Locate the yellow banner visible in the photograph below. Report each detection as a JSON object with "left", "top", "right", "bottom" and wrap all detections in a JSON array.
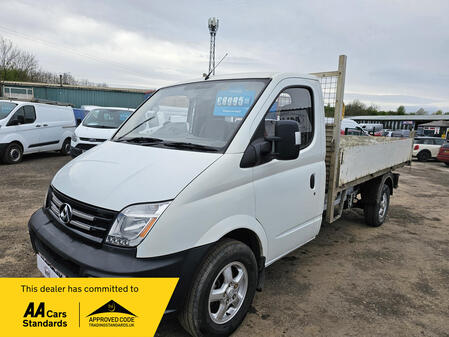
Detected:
[{"left": 0, "top": 278, "right": 178, "bottom": 337}]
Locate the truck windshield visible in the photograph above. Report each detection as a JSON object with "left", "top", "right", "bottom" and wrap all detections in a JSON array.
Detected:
[
  {"left": 83, "top": 109, "right": 132, "bottom": 128},
  {"left": 0, "top": 102, "right": 18, "bottom": 120},
  {"left": 113, "top": 79, "right": 269, "bottom": 151}
]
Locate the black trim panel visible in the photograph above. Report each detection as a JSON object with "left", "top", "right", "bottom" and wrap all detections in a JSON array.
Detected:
[{"left": 29, "top": 140, "right": 59, "bottom": 148}]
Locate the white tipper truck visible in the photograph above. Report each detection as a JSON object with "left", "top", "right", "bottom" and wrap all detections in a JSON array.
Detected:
[{"left": 28, "top": 55, "right": 413, "bottom": 336}]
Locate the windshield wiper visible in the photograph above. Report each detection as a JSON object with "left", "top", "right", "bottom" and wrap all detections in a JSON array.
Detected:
[
  {"left": 116, "top": 116, "right": 156, "bottom": 140},
  {"left": 115, "top": 136, "right": 164, "bottom": 144},
  {"left": 162, "top": 141, "right": 219, "bottom": 152},
  {"left": 85, "top": 125, "right": 116, "bottom": 129}
]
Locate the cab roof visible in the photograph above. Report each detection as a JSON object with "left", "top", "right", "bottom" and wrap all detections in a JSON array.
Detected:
[{"left": 167, "top": 72, "right": 320, "bottom": 88}]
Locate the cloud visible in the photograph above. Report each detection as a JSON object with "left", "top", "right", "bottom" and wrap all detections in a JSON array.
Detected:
[{"left": 0, "top": 0, "right": 448, "bottom": 111}]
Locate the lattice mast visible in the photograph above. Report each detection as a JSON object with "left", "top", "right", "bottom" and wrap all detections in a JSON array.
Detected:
[{"left": 208, "top": 17, "right": 219, "bottom": 75}]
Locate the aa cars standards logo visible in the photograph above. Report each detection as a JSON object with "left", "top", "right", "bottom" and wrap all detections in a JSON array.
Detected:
[{"left": 87, "top": 300, "right": 137, "bottom": 328}]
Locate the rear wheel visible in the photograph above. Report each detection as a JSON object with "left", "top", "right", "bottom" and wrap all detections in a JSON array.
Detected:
[
  {"left": 2, "top": 142, "right": 23, "bottom": 164},
  {"left": 417, "top": 150, "right": 431, "bottom": 162},
  {"left": 60, "top": 138, "right": 71, "bottom": 155},
  {"left": 364, "top": 182, "right": 390, "bottom": 227},
  {"left": 179, "top": 239, "right": 258, "bottom": 337}
]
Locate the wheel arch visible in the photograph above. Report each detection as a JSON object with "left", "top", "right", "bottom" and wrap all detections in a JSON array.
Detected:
[
  {"left": 383, "top": 174, "right": 394, "bottom": 195},
  {"left": 418, "top": 149, "right": 431, "bottom": 157},
  {"left": 222, "top": 228, "right": 263, "bottom": 266},
  {"left": 1, "top": 133, "right": 26, "bottom": 153},
  {"left": 194, "top": 215, "right": 268, "bottom": 262},
  {"left": 9, "top": 140, "right": 24, "bottom": 152}
]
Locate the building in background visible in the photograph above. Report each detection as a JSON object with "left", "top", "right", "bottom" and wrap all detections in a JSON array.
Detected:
[
  {"left": 417, "top": 120, "right": 449, "bottom": 138},
  {"left": 1, "top": 81, "right": 154, "bottom": 108},
  {"left": 351, "top": 115, "right": 449, "bottom": 134}
]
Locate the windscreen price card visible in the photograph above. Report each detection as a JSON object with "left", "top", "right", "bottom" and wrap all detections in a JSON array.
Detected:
[{"left": 0, "top": 278, "right": 178, "bottom": 337}]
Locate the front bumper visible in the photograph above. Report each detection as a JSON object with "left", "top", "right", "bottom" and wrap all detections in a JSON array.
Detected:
[
  {"left": 28, "top": 208, "right": 212, "bottom": 312},
  {"left": 70, "top": 142, "right": 99, "bottom": 158}
]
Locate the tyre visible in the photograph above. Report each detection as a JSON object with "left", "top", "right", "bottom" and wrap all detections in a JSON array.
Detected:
[
  {"left": 364, "top": 183, "right": 390, "bottom": 227},
  {"left": 2, "top": 142, "right": 23, "bottom": 164},
  {"left": 60, "top": 138, "right": 71, "bottom": 155},
  {"left": 417, "top": 150, "right": 431, "bottom": 162},
  {"left": 179, "top": 239, "right": 258, "bottom": 337},
  {"left": 445, "top": 162, "right": 449, "bottom": 167}
]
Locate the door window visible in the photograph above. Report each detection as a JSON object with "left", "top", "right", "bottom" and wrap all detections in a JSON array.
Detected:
[
  {"left": 264, "top": 87, "right": 314, "bottom": 150},
  {"left": 23, "top": 106, "right": 36, "bottom": 124},
  {"left": 7, "top": 106, "right": 36, "bottom": 126}
]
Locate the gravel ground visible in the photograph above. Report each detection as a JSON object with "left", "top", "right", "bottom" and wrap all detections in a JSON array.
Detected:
[{"left": 0, "top": 154, "right": 448, "bottom": 337}]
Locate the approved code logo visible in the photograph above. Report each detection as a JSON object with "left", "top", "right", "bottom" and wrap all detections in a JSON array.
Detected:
[{"left": 87, "top": 300, "right": 137, "bottom": 328}]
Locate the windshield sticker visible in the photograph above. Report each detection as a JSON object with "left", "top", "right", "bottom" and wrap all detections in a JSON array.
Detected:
[
  {"left": 213, "top": 89, "right": 255, "bottom": 117},
  {"left": 120, "top": 112, "right": 131, "bottom": 121}
]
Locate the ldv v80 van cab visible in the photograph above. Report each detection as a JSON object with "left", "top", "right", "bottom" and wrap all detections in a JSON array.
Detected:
[
  {"left": 28, "top": 56, "right": 413, "bottom": 336},
  {"left": 0, "top": 100, "right": 75, "bottom": 164}
]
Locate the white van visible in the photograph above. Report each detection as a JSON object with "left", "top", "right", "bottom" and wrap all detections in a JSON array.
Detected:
[
  {"left": 28, "top": 57, "right": 412, "bottom": 336},
  {"left": 326, "top": 117, "right": 369, "bottom": 135},
  {"left": 70, "top": 107, "right": 134, "bottom": 157},
  {"left": 0, "top": 100, "right": 75, "bottom": 164}
]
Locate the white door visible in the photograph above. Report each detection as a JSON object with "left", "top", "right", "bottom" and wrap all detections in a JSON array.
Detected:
[
  {"left": 252, "top": 84, "right": 325, "bottom": 263},
  {"left": 34, "top": 106, "right": 62, "bottom": 150},
  {"left": 6, "top": 105, "right": 41, "bottom": 152}
]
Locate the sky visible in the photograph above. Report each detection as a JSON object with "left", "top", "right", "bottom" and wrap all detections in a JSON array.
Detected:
[{"left": 1, "top": 0, "right": 448, "bottom": 113}]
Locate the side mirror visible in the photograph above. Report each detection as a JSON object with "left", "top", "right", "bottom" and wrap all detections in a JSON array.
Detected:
[{"left": 274, "top": 120, "right": 300, "bottom": 160}]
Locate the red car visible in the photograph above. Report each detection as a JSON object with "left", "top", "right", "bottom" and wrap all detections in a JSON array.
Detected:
[{"left": 437, "top": 142, "right": 449, "bottom": 166}]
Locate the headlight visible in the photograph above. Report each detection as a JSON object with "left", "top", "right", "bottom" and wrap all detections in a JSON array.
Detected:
[
  {"left": 71, "top": 133, "right": 78, "bottom": 142},
  {"left": 106, "top": 202, "right": 170, "bottom": 247}
]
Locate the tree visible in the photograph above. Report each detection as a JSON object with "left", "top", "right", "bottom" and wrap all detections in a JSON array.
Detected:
[
  {"left": 434, "top": 110, "right": 443, "bottom": 115},
  {"left": 345, "top": 99, "right": 367, "bottom": 116},
  {"left": 0, "top": 36, "right": 19, "bottom": 81},
  {"left": 397, "top": 105, "right": 406, "bottom": 114},
  {"left": 0, "top": 35, "right": 105, "bottom": 86},
  {"left": 415, "top": 108, "right": 427, "bottom": 115}
]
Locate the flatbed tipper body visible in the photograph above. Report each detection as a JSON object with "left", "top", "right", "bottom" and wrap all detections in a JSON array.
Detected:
[
  {"left": 315, "top": 55, "right": 413, "bottom": 222},
  {"left": 335, "top": 135, "right": 412, "bottom": 186}
]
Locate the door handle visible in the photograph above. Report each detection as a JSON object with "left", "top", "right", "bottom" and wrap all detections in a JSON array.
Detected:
[
  {"left": 43, "top": 124, "right": 48, "bottom": 127},
  {"left": 310, "top": 174, "right": 315, "bottom": 189},
  {"left": 35, "top": 124, "right": 41, "bottom": 127}
]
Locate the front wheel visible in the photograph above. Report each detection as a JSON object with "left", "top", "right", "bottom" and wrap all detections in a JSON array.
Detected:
[
  {"left": 60, "top": 138, "right": 71, "bottom": 155},
  {"left": 2, "top": 142, "right": 23, "bottom": 164},
  {"left": 179, "top": 239, "right": 258, "bottom": 337}
]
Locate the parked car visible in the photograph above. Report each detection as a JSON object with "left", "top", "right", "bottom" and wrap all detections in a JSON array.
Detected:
[
  {"left": 0, "top": 100, "right": 75, "bottom": 164},
  {"left": 70, "top": 107, "right": 134, "bottom": 158},
  {"left": 390, "top": 129, "right": 411, "bottom": 138},
  {"left": 325, "top": 118, "right": 369, "bottom": 136},
  {"left": 359, "top": 123, "right": 383, "bottom": 136},
  {"left": 413, "top": 136, "right": 446, "bottom": 162},
  {"left": 436, "top": 142, "right": 449, "bottom": 166}
]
